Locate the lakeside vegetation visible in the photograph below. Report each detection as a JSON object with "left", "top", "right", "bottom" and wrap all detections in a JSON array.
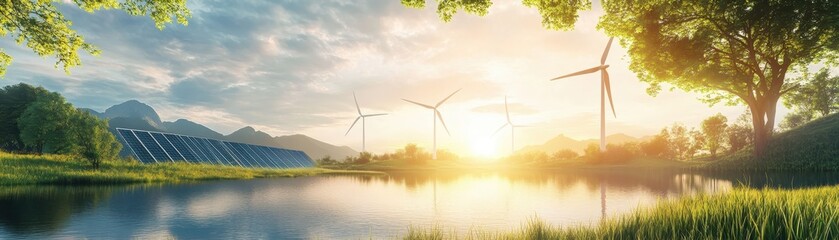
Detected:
[
  {"left": 0, "top": 151, "right": 381, "bottom": 186},
  {"left": 403, "top": 185, "right": 839, "bottom": 239}
]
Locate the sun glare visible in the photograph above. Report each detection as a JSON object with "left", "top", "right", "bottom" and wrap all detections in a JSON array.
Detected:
[{"left": 469, "top": 137, "right": 498, "bottom": 159}]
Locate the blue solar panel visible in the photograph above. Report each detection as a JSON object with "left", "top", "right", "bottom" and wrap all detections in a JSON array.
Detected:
[
  {"left": 183, "top": 136, "right": 209, "bottom": 163},
  {"left": 257, "top": 145, "right": 282, "bottom": 168},
  {"left": 211, "top": 140, "right": 237, "bottom": 166},
  {"left": 223, "top": 142, "right": 251, "bottom": 167},
  {"left": 133, "top": 131, "right": 170, "bottom": 162},
  {"left": 228, "top": 143, "right": 256, "bottom": 167},
  {"left": 295, "top": 151, "right": 314, "bottom": 167},
  {"left": 278, "top": 149, "right": 302, "bottom": 168},
  {"left": 169, "top": 135, "right": 198, "bottom": 163},
  {"left": 242, "top": 144, "right": 268, "bottom": 168},
  {"left": 151, "top": 132, "right": 183, "bottom": 161},
  {"left": 117, "top": 128, "right": 311, "bottom": 169},
  {"left": 117, "top": 129, "right": 156, "bottom": 163},
  {"left": 250, "top": 145, "right": 272, "bottom": 167}
]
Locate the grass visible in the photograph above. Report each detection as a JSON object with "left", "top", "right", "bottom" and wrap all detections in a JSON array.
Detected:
[
  {"left": 708, "top": 112, "right": 839, "bottom": 171},
  {"left": 403, "top": 185, "right": 839, "bottom": 239},
  {"left": 0, "top": 151, "right": 383, "bottom": 186}
]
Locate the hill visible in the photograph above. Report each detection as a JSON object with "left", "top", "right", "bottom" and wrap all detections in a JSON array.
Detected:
[
  {"left": 518, "top": 133, "right": 650, "bottom": 154},
  {"left": 92, "top": 100, "right": 358, "bottom": 160},
  {"left": 709, "top": 112, "right": 839, "bottom": 170}
]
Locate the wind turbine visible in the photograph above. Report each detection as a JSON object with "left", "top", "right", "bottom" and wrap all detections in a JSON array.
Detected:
[
  {"left": 402, "top": 89, "right": 461, "bottom": 160},
  {"left": 550, "top": 37, "right": 617, "bottom": 152},
  {"left": 493, "top": 96, "right": 529, "bottom": 154},
  {"left": 345, "top": 92, "right": 387, "bottom": 153}
]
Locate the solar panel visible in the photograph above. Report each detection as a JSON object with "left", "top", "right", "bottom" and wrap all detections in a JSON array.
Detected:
[
  {"left": 151, "top": 132, "right": 184, "bottom": 162},
  {"left": 117, "top": 129, "right": 156, "bottom": 163},
  {"left": 116, "top": 128, "right": 314, "bottom": 169},
  {"left": 166, "top": 134, "right": 196, "bottom": 163}
]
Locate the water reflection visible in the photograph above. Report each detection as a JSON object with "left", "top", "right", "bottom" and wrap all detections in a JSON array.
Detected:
[{"left": 0, "top": 170, "right": 837, "bottom": 239}]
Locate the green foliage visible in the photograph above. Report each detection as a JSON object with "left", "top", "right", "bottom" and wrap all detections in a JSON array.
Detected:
[
  {"left": 18, "top": 91, "right": 76, "bottom": 154},
  {"left": 782, "top": 68, "right": 839, "bottom": 130},
  {"left": 701, "top": 113, "right": 728, "bottom": 158},
  {"left": 726, "top": 110, "right": 754, "bottom": 154},
  {"left": 0, "top": 0, "right": 190, "bottom": 76},
  {"left": 355, "top": 151, "right": 373, "bottom": 164},
  {"left": 712, "top": 112, "right": 839, "bottom": 170},
  {"left": 640, "top": 131, "right": 671, "bottom": 159},
  {"left": 69, "top": 112, "right": 121, "bottom": 169},
  {"left": 600, "top": 0, "right": 839, "bottom": 155},
  {"left": 0, "top": 83, "right": 49, "bottom": 151},
  {"left": 551, "top": 149, "right": 578, "bottom": 160},
  {"left": 582, "top": 143, "right": 638, "bottom": 164},
  {"left": 0, "top": 151, "right": 376, "bottom": 186},
  {"left": 403, "top": 186, "right": 839, "bottom": 239},
  {"left": 399, "top": 0, "right": 591, "bottom": 30}
]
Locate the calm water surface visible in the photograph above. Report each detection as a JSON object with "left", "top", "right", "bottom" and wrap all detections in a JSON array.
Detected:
[{"left": 1, "top": 170, "right": 837, "bottom": 239}]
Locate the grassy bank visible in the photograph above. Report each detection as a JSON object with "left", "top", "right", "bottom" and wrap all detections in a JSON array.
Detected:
[
  {"left": 404, "top": 186, "right": 839, "bottom": 239},
  {"left": 0, "top": 151, "right": 382, "bottom": 186},
  {"left": 708, "top": 112, "right": 839, "bottom": 170}
]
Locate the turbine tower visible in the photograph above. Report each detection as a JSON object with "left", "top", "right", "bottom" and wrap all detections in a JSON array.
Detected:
[
  {"left": 345, "top": 92, "right": 387, "bottom": 153},
  {"left": 550, "top": 37, "right": 617, "bottom": 152},
  {"left": 493, "top": 96, "right": 529, "bottom": 154},
  {"left": 402, "top": 89, "right": 461, "bottom": 160}
]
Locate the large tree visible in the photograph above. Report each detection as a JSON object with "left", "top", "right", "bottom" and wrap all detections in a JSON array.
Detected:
[
  {"left": 0, "top": 0, "right": 190, "bottom": 76},
  {"left": 70, "top": 111, "right": 121, "bottom": 169},
  {"left": 18, "top": 91, "right": 76, "bottom": 153},
  {"left": 0, "top": 83, "right": 49, "bottom": 151},
  {"left": 402, "top": 0, "right": 839, "bottom": 156}
]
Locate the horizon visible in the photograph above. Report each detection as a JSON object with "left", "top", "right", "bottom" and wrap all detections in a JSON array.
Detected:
[{"left": 0, "top": 0, "right": 803, "bottom": 157}]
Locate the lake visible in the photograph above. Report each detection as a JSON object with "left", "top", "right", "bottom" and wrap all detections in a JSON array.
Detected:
[{"left": 1, "top": 170, "right": 837, "bottom": 239}]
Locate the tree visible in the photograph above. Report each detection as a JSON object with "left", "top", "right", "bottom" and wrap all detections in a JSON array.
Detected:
[
  {"left": 640, "top": 130, "right": 671, "bottom": 159},
  {"left": 701, "top": 113, "right": 728, "bottom": 158},
  {"left": 600, "top": 1, "right": 839, "bottom": 156},
  {"left": 0, "top": 0, "right": 191, "bottom": 76},
  {"left": 0, "top": 83, "right": 49, "bottom": 151},
  {"left": 782, "top": 68, "right": 839, "bottom": 124},
  {"left": 551, "top": 149, "right": 579, "bottom": 160},
  {"left": 780, "top": 111, "right": 814, "bottom": 131},
  {"left": 726, "top": 111, "right": 754, "bottom": 154},
  {"left": 70, "top": 111, "right": 121, "bottom": 169},
  {"left": 687, "top": 128, "right": 705, "bottom": 159},
  {"left": 667, "top": 123, "right": 690, "bottom": 160},
  {"left": 18, "top": 92, "right": 76, "bottom": 154},
  {"left": 403, "top": 1, "right": 839, "bottom": 157}
]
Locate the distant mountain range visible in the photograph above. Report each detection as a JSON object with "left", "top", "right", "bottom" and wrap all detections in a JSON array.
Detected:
[
  {"left": 84, "top": 100, "right": 358, "bottom": 160},
  {"left": 518, "top": 133, "right": 653, "bottom": 155}
]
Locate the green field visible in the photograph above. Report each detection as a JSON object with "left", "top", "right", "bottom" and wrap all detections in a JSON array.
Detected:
[
  {"left": 0, "top": 151, "right": 383, "bottom": 186},
  {"left": 404, "top": 185, "right": 839, "bottom": 239}
]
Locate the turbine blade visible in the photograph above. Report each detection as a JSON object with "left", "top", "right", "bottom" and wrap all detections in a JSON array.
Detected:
[
  {"left": 435, "top": 109, "right": 451, "bottom": 136},
  {"left": 353, "top": 92, "right": 361, "bottom": 115},
  {"left": 505, "top": 96, "right": 511, "bottom": 124},
  {"left": 345, "top": 116, "right": 361, "bottom": 136},
  {"left": 363, "top": 113, "right": 388, "bottom": 117},
  {"left": 435, "top": 88, "right": 462, "bottom": 107},
  {"left": 603, "top": 70, "right": 616, "bottom": 118},
  {"left": 601, "top": 37, "right": 614, "bottom": 65},
  {"left": 493, "top": 123, "right": 509, "bottom": 136},
  {"left": 402, "top": 99, "right": 434, "bottom": 109},
  {"left": 550, "top": 66, "right": 601, "bottom": 81}
]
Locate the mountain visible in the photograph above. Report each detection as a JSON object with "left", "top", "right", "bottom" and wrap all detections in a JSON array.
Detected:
[
  {"left": 519, "top": 133, "right": 651, "bottom": 154},
  {"left": 274, "top": 134, "right": 358, "bottom": 160},
  {"left": 162, "top": 119, "right": 224, "bottom": 139},
  {"left": 78, "top": 108, "right": 105, "bottom": 118},
  {"left": 225, "top": 126, "right": 276, "bottom": 146},
  {"left": 95, "top": 100, "right": 358, "bottom": 160},
  {"left": 103, "top": 100, "right": 162, "bottom": 129}
]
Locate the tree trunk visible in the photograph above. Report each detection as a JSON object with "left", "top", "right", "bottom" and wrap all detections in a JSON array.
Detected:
[{"left": 749, "top": 103, "right": 768, "bottom": 157}]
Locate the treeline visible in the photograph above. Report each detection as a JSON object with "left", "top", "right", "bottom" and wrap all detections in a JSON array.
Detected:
[
  {"left": 508, "top": 112, "right": 756, "bottom": 164},
  {"left": 317, "top": 143, "right": 460, "bottom": 165},
  {"left": 0, "top": 83, "right": 121, "bottom": 168}
]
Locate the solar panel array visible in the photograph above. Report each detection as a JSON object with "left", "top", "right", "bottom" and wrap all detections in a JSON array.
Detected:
[{"left": 116, "top": 128, "right": 314, "bottom": 168}]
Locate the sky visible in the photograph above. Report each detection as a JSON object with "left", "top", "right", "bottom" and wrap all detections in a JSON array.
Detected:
[{"left": 0, "top": 0, "right": 791, "bottom": 157}]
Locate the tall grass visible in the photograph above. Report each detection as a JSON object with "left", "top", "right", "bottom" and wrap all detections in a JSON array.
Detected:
[
  {"left": 0, "top": 151, "right": 382, "bottom": 186},
  {"left": 404, "top": 186, "right": 839, "bottom": 239}
]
